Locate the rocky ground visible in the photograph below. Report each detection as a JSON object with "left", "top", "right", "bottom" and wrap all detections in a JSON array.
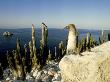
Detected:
[
  {"left": 59, "top": 41, "right": 110, "bottom": 82},
  {"left": 1, "top": 61, "right": 61, "bottom": 82}
]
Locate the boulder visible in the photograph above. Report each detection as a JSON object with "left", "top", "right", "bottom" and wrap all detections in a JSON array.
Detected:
[
  {"left": 3, "top": 31, "right": 13, "bottom": 36},
  {"left": 59, "top": 41, "right": 110, "bottom": 82}
]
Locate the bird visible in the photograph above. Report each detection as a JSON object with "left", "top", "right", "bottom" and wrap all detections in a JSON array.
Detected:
[{"left": 65, "top": 24, "right": 77, "bottom": 55}]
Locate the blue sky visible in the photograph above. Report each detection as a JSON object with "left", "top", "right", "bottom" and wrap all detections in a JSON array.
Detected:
[{"left": 0, "top": 0, "right": 110, "bottom": 29}]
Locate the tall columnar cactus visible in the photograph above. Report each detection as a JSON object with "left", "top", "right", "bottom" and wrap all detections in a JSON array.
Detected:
[
  {"left": 47, "top": 50, "right": 52, "bottom": 63},
  {"left": 40, "top": 22, "right": 48, "bottom": 65},
  {"left": 16, "top": 38, "right": 21, "bottom": 61},
  {"left": 0, "top": 63, "right": 3, "bottom": 79},
  {"left": 19, "top": 44, "right": 28, "bottom": 75},
  {"left": 100, "top": 28, "right": 104, "bottom": 44},
  {"left": 86, "top": 32, "right": 90, "bottom": 51},
  {"left": 78, "top": 37, "right": 86, "bottom": 53},
  {"left": 32, "top": 24, "right": 37, "bottom": 59},
  {"left": 7, "top": 51, "right": 16, "bottom": 72},
  {"left": 76, "top": 31, "right": 79, "bottom": 48},
  {"left": 76, "top": 31, "right": 80, "bottom": 54},
  {"left": 41, "top": 22, "right": 48, "bottom": 46},
  {"left": 24, "top": 44, "right": 27, "bottom": 57},
  {"left": 86, "top": 33, "right": 90, "bottom": 45},
  {"left": 99, "top": 36, "right": 101, "bottom": 45},
  {"left": 6, "top": 39, "right": 26, "bottom": 80},
  {"left": 54, "top": 46, "right": 57, "bottom": 59},
  {"left": 58, "top": 41, "right": 65, "bottom": 60},
  {"left": 108, "top": 33, "right": 110, "bottom": 41},
  {"left": 14, "top": 39, "right": 25, "bottom": 80},
  {"left": 99, "top": 28, "right": 104, "bottom": 45},
  {"left": 29, "top": 24, "right": 38, "bottom": 70},
  {"left": 77, "top": 41, "right": 82, "bottom": 54},
  {"left": 7, "top": 50, "right": 20, "bottom": 79},
  {"left": 41, "top": 23, "right": 45, "bottom": 46},
  {"left": 89, "top": 33, "right": 95, "bottom": 47},
  {"left": 29, "top": 41, "right": 33, "bottom": 60},
  {"left": 7, "top": 51, "right": 18, "bottom": 79},
  {"left": 24, "top": 44, "right": 30, "bottom": 73}
]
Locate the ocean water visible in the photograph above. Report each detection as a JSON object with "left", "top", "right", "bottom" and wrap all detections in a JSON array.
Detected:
[{"left": 0, "top": 28, "right": 109, "bottom": 56}]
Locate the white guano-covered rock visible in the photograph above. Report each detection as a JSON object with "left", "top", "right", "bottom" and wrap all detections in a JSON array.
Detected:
[{"left": 59, "top": 41, "right": 110, "bottom": 82}]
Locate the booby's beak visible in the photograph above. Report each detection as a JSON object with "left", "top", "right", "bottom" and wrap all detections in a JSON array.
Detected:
[{"left": 64, "top": 26, "right": 69, "bottom": 29}]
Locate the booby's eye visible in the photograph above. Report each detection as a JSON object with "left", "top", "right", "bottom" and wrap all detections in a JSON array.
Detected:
[{"left": 65, "top": 26, "right": 69, "bottom": 29}]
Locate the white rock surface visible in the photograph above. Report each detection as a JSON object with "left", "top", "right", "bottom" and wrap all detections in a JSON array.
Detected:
[
  {"left": 6, "top": 77, "right": 10, "bottom": 81},
  {"left": 32, "top": 69, "right": 38, "bottom": 77},
  {"left": 59, "top": 41, "right": 110, "bottom": 82},
  {"left": 52, "top": 73, "right": 61, "bottom": 81},
  {"left": 2, "top": 61, "right": 61, "bottom": 82}
]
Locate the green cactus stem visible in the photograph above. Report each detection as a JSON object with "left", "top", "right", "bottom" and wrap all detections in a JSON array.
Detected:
[
  {"left": 58, "top": 41, "right": 65, "bottom": 60},
  {"left": 100, "top": 28, "right": 104, "bottom": 44},
  {"left": 86, "top": 32, "right": 90, "bottom": 51},
  {"left": 0, "top": 63, "right": 3, "bottom": 79},
  {"left": 28, "top": 24, "right": 38, "bottom": 70},
  {"left": 47, "top": 50, "right": 52, "bottom": 63},
  {"left": 76, "top": 31, "right": 79, "bottom": 48},
  {"left": 40, "top": 22, "right": 48, "bottom": 65},
  {"left": 24, "top": 44, "right": 31, "bottom": 73},
  {"left": 108, "top": 33, "right": 110, "bottom": 41},
  {"left": 54, "top": 46, "right": 57, "bottom": 59}
]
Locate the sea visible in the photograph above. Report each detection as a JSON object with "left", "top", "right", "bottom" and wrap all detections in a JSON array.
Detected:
[{"left": 0, "top": 28, "right": 109, "bottom": 56}]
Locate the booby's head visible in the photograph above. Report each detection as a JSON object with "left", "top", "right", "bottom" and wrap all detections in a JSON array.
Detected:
[{"left": 65, "top": 24, "right": 77, "bottom": 35}]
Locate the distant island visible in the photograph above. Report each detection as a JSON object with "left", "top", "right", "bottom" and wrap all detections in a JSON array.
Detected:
[{"left": 3, "top": 31, "right": 13, "bottom": 36}]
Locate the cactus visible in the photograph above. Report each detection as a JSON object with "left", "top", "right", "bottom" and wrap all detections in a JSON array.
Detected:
[
  {"left": 6, "top": 39, "right": 26, "bottom": 80},
  {"left": 40, "top": 22, "right": 48, "bottom": 65},
  {"left": 29, "top": 41, "right": 33, "bottom": 60},
  {"left": 7, "top": 51, "right": 15, "bottom": 75},
  {"left": 32, "top": 24, "right": 37, "bottom": 61},
  {"left": 75, "top": 31, "right": 80, "bottom": 54},
  {"left": 41, "top": 23, "right": 45, "bottom": 46},
  {"left": 7, "top": 50, "right": 18, "bottom": 79},
  {"left": 78, "top": 37, "right": 86, "bottom": 53},
  {"left": 54, "top": 46, "right": 57, "bottom": 59},
  {"left": 76, "top": 31, "right": 79, "bottom": 48},
  {"left": 101, "top": 28, "right": 104, "bottom": 43},
  {"left": 99, "top": 28, "right": 104, "bottom": 44},
  {"left": 16, "top": 38, "right": 22, "bottom": 63},
  {"left": 77, "top": 42, "right": 83, "bottom": 54},
  {"left": 28, "top": 24, "right": 38, "bottom": 70},
  {"left": 40, "top": 40, "right": 43, "bottom": 60},
  {"left": 108, "top": 33, "right": 110, "bottom": 41},
  {"left": 86, "top": 32, "right": 90, "bottom": 51},
  {"left": 0, "top": 63, "right": 3, "bottom": 79},
  {"left": 24, "top": 44, "right": 27, "bottom": 57},
  {"left": 89, "top": 33, "right": 95, "bottom": 47},
  {"left": 83, "top": 38, "right": 86, "bottom": 52},
  {"left": 58, "top": 41, "right": 65, "bottom": 60},
  {"left": 3, "top": 23, "right": 106, "bottom": 81},
  {"left": 47, "top": 50, "right": 52, "bottom": 63},
  {"left": 41, "top": 22, "right": 48, "bottom": 46},
  {"left": 24, "top": 44, "right": 31, "bottom": 73},
  {"left": 15, "top": 39, "right": 25, "bottom": 80}
]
